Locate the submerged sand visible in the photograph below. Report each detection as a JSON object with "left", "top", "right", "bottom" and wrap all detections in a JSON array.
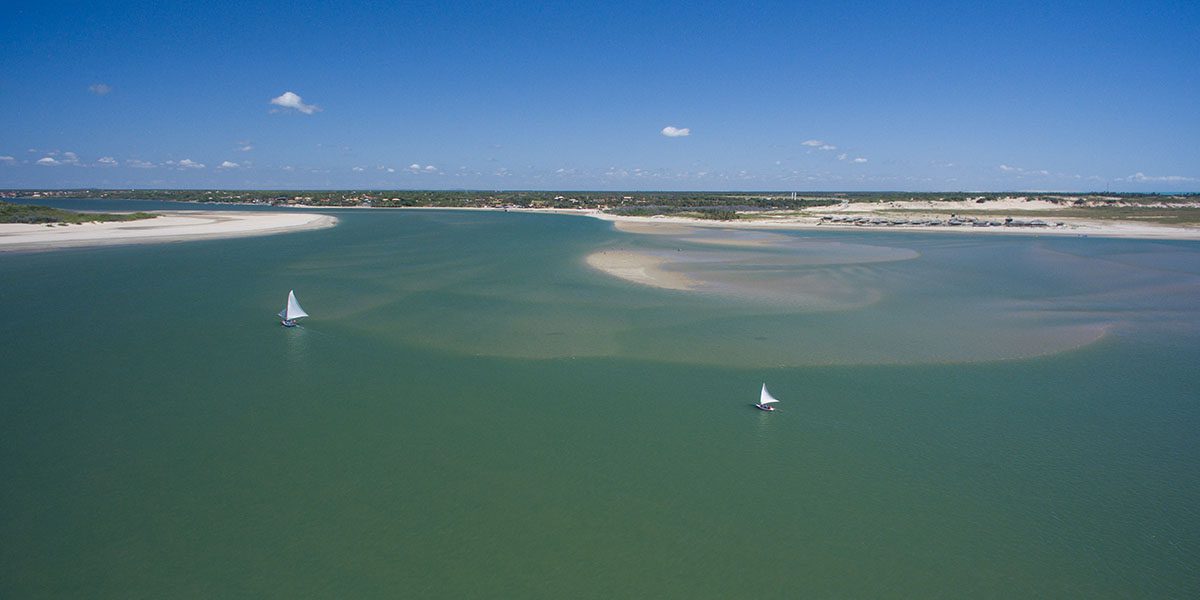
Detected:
[
  {"left": 583, "top": 227, "right": 922, "bottom": 320},
  {"left": 585, "top": 250, "right": 696, "bottom": 290},
  {"left": 575, "top": 220, "right": 1189, "bottom": 365},
  {"left": 0, "top": 211, "right": 337, "bottom": 251}
]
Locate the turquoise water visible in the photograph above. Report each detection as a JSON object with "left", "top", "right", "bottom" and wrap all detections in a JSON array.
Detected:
[{"left": 2, "top": 203, "right": 1198, "bottom": 598}]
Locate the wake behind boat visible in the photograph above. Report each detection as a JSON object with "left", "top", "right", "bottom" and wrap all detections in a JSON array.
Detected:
[
  {"left": 279, "top": 290, "right": 309, "bottom": 327},
  {"left": 755, "top": 383, "right": 780, "bottom": 411}
]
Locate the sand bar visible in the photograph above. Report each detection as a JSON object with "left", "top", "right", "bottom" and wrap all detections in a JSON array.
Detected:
[
  {"left": 0, "top": 211, "right": 337, "bottom": 252},
  {"left": 587, "top": 209, "right": 1200, "bottom": 240},
  {"left": 585, "top": 250, "right": 696, "bottom": 290},
  {"left": 394, "top": 203, "right": 1200, "bottom": 240},
  {"left": 179, "top": 201, "right": 1199, "bottom": 240}
]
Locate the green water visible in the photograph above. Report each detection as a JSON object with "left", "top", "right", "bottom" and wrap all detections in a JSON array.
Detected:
[{"left": 2, "top": 205, "right": 1198, "bottom": 598}]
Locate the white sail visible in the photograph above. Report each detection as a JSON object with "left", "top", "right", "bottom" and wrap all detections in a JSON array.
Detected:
[
  {"left": 279, "top": 290, "right": 309, "bottom": 321},
  {"left": 759, "top": 383, "right": 779, "bottom": 405}
]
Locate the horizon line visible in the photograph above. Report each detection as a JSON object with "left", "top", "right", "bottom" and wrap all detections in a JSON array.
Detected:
[{"left": 4, "top": 188, "right": 1199, "bottom": 196}]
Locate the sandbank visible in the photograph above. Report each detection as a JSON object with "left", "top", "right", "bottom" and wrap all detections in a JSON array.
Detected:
[
  {"left": 586, "top": 207, "right": 1200, "bottom": 240},
  {"left": 610, "top": 221, "right": 795, "bottom": 247},
  {"left": 0, "top": 211, "right": 337, "bottom": 252},
  {"left": 400, "top": 202, "right": 1200, "bottom": 240},
  {"left": 584, "top": 250, "right": 696, "bottom": 290}
]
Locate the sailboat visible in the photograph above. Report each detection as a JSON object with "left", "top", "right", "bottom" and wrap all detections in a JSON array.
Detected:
[
  {"left": 278, "top": 290, "right": 309, "bottom": 327},
  {"left": 755, "top": 383, "right": 780, "bottom": 411}
]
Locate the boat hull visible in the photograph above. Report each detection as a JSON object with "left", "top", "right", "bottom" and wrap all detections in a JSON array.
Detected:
[
  {"left": 754, "top": 403, "right": 775, "bottom": 411},
  {"left": 281, "top": 319, "right": 297, "bottom": 328}
]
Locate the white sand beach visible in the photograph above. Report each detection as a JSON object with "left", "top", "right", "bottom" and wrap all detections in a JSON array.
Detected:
[
  {"left": 582, "top": 206, "right": 1200, "bottom": 240},
  {"left": 0, "top": 211, "right": 337, "bottom": 251},
  {"left": 422, "top": 198, "right": 1197, "bottom": 240}
]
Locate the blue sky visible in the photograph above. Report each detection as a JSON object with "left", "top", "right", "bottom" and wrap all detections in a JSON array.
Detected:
[{"left": 1, "top": 1, "right": 1197, "bottom": 191}]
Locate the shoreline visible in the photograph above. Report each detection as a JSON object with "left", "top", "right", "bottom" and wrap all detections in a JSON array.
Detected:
[
  {"left": 330, "top": 203, "right": 1200, "bottom": 240},
  {"left": 6, "top": 198, "right": 1199, "bottom": 241},
  {"left": 579, "top": 210, "right": 1200, "bottom": 240},
  {"left": 0, "top": 210, "right": 337, "bottom": 252}
]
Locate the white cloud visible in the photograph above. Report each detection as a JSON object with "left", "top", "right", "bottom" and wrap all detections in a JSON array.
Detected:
[
  {"left": 166, "top": 159, "right": 205, "bottom": 169},
  {"left": 387, "top": 167, "right": 395, "bottom": 173},
  {"left": 218, "top": 161, "right": 239, "bottom": 169},
  {"left": 802, "top": 140, "right": 824, "bottom": 147},
  {"left": 1125, "top": 172, "right": 1195, "bottom": 183},
  {"left": 39, "top": 151, "right": 81, "bottom": 166},
  {"left": 661, "top": 126, "right": 690, "bottom": 137},
  {"left": 88, "top": 83, "right": 112, "bottom": 96},
  {"left": 424, "top": 165, "right": 437, "bottom": 172},
  {"left": 407, "top": 163, "right": 438, "bottom": 173},
  {"left": 126, "top": 159, "right": 156, "bottom": 168},
  {"left": 853, "top": 157, "right": 868, "bottom": 163},
  {"left": 270, "top": 91, "right": 320, "bottom": 114},
  {"left": 819, "top": 144, "right": 836, "bottom": 151},
  {"left": 281, "top": 165, "right": 295, "bottom": 171},
  {"left": 97, "top": 156, "right": 118, "bottom": 166},
  {"left": 238, "top": 144, "right": 254, "bottom": 152},
  {"left": 999, "top": 164, "right": 1050, "bottom": 177},
  {"left": 352, "top": 166, "right": 365, "bottom": 172},
  {"left": 0, "top": 155, "right": 14, "bottom": 164},
  {"left": 837, "top": 153, "right": 848, "bottom": 161}
]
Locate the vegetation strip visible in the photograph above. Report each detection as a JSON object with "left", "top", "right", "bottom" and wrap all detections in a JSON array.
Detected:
[{"left": 1, "top": 201, "right": 157, "bottom": 225}]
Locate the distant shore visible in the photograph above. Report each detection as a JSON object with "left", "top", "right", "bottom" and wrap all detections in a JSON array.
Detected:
[
  {"left": 321, "top": 201, "right": 1200, "bottom": 240},
  {"left": 1, "top": 199, "right": 1196, "bottom": 254},
  {"left": 0, "top": 211, "right": 337, "bottom": 252},
  {"left": 499, "top": 201, "right": 1200, "bottom": 240},
  {"left": 13, "top": 191, "right": 1197, "bottom": 240}
]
